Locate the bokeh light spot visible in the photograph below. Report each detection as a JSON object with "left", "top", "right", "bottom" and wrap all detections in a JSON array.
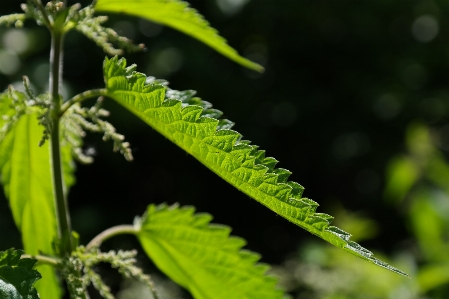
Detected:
[
  {"left": 216, "top": 0, "right": 250, "bottom": 16},
  {"left": 139, "top": 19, "right": 163, "bottom": 38},
  {"left": 32, "top": 61, "right": 50, "bottom": 88},
  {"left": 355, "top": 169, "right": 380, "bottom": 195},
  {"left": 271, "top": 102, "right": 297, "bottom": 127},
  {"left": 373, "top": 93, "right": 402, "bottom": 120},
  {"left": 412, "top": 15, "right": 439, "bottom": 43},
  {"left": 332, "top": 132, "right": 371, "bottom": 160},
  {"left": 401, "top": 63, "right": 428, "bottom": 89},
  {"left": 2, "top": 29, "right": 29, "bottom": 54},
  {"left": 113, "top": 21, "right": 136, "bottom": 40},
  {"left": 148, "top": 47, "right": 184, "bottom": 77},
  {"left": 0, "top": 50, "right": 20, "bottom": 75}
]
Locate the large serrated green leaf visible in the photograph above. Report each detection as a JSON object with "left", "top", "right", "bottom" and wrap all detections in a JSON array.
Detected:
[
  {"left": 0, "top": 112, "right": 63, "bottom": 299},
  {"left": 103, "top": 56, "right": 408, "bottom": 277},
  {"left": 137, "top": 203, "right": 285, "bottom": 299},
  {"left": 0, "top": 249, "right": 41, "bottom": 299},
  {"left": 94, "top": 0, "right": 264, "bottom": 72},
  {"left": 0, "top": 92, "right": 76, "bottom": 299}
]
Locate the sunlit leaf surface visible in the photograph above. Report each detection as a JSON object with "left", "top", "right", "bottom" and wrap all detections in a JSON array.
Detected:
[
  {"left": 95, "top": 0, "right": 264, "bottom": 72},
  {"left": 103, "top": 56, "right": 408, "bottom": 276},
  {"left": 137, "top": 203, "right": 284, "bottom": 299},
  {"left": 0, "top": 92, "right": 76, "bottom": 299}
]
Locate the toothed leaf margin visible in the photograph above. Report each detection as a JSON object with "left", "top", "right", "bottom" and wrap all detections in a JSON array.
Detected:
[
  {"left": 136, "top": 203, "right": 285, "bottom": 299},
  {"left": 0, "top": 249, "right": 41, "bottom": 299},
  {"left": 103, "top": 56, "right": 408, "bottom": 277}
]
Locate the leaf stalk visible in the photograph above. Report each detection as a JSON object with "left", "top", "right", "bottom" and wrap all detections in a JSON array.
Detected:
[
  {"left": 60, "top": 89, "right": 108, "bottom": 116},
  {"left": 22, "top": 254, "right": 62, "bottom": 267},
  {"left": 86, "top": 225, "right": 138, "bottom": 250}
]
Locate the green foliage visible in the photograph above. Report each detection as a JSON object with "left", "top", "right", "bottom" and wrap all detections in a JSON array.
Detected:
[
  {"left": 273, "top": 123, "right": 449, "bottom": 299},
  {"left": 384, "top": 123, "right": 449, "bottom": 294},
  {"left": 56, "top": 246, "right": 160, "bottom": 299},
  {"left": 0, "top": 14, "right": 26, "bottom": 28},
  {"left": 94, "top": 0, "right": 264, "bottom": 72},
  {"left": 0, "top": 111, "right": 62, "bottom": 299},
  {"left": 0, "top": 1, "right": 412, "bottom": 298},
  {"left": 0, "top": 249, "right": 41, "bottom": 299},
  {"left": 0, "top": 88, "right": 27, "bottom": 142},
  {"left": 62, "top": 99, "right": 133, "bottom": 163},
  {"left": 72, "top": 6, "right": 144, "bottom": 55},
  {"left": 136, "top": 203, "right": 284, "bottom": 299},
  {"left": 272, "top": 238, "right": 412, "bottom": 299},
  {"left": 383, "top": 156, "right": 419, "bottom": 204},
  {"left": 0, "top": 90, "right": 76, "bottom": 299},
  {"left": 103, "top": 56, "right": 406, "bottom": 276}
]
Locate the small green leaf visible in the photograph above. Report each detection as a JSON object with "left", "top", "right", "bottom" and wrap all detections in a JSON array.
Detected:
[
  {"left": 0, "top": 249, "right": 41, "bottom": 299},
  {"left": 94, "top": 0, "right": 264, "bottom": 72},
  {"left": 103, "top": 56, "right": 408, "bottom": 277},
  {"left": 137, "top": 203, "right": 284, "bottom": 299}
]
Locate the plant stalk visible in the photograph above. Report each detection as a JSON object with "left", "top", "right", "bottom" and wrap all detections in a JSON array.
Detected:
[
  {"left": 86, "top": 225, "right": 138, "bottom": 250},
  {"left": 49, "top": 29, "right": 72, "bottom": 256},
  {"left": 22, "top": 254, "right": 61, "bottom": 267},
  {"left": 60, "top": 89, "right": 108, "bottom": 116}
]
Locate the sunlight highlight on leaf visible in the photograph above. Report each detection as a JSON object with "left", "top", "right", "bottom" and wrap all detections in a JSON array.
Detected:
[
  {"left": 103, "top": 56, "right": 408, "bottom": 277},
  {"left": 94, "top": 0, "right": 264, "bottom": 72},
  {"left": 0, "top": 112, "right": 63, "bottom": 299},
  {"left": 137, "top": 203, "right": 285, "bottom": 299},
  {"left": 0, "top": 91, "right": 76, "bottom": 299}
]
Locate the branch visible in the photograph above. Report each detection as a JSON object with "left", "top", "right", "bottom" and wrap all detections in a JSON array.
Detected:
[
  {"left": 22, "top": 254, "right": 61, "bottom": 267},
  {"left": 86, "top": 225, "right": 138, "bottom": 251},
  {"left": 60, "top": 89, "right": 108, "bottom": 116}
]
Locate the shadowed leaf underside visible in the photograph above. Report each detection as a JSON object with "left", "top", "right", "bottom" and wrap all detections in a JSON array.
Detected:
[{"left": 0, "top": 249, "right": 41, "bottom": 299}]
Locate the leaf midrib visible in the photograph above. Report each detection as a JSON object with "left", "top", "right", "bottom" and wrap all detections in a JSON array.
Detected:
[
  {"left": 145, "top": 225, "right": 265, "bottom": 276},
  {"left": 107, "top": 88, "right": 335, "bottom": 240},
  {"left": 146, "top": 231, "right": 257, "bottom": 299}
]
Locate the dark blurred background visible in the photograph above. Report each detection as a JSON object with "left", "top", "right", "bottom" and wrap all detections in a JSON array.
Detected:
[{"left": 1, "top": 0, "right": 449, "bottom": 298}]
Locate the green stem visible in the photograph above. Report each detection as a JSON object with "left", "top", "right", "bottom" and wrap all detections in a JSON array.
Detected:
[
  {"left": 60, "top": 89, "right": 108, "bottom": 116},
  {"left": 22, "top": 254, "right": 61, "bottom": 267},
  {"left": 86, "top": 225, "right": 138, "bottom": 250},
  {"left": 50, "top": 29, "right": 72, "bottom": 256}
]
